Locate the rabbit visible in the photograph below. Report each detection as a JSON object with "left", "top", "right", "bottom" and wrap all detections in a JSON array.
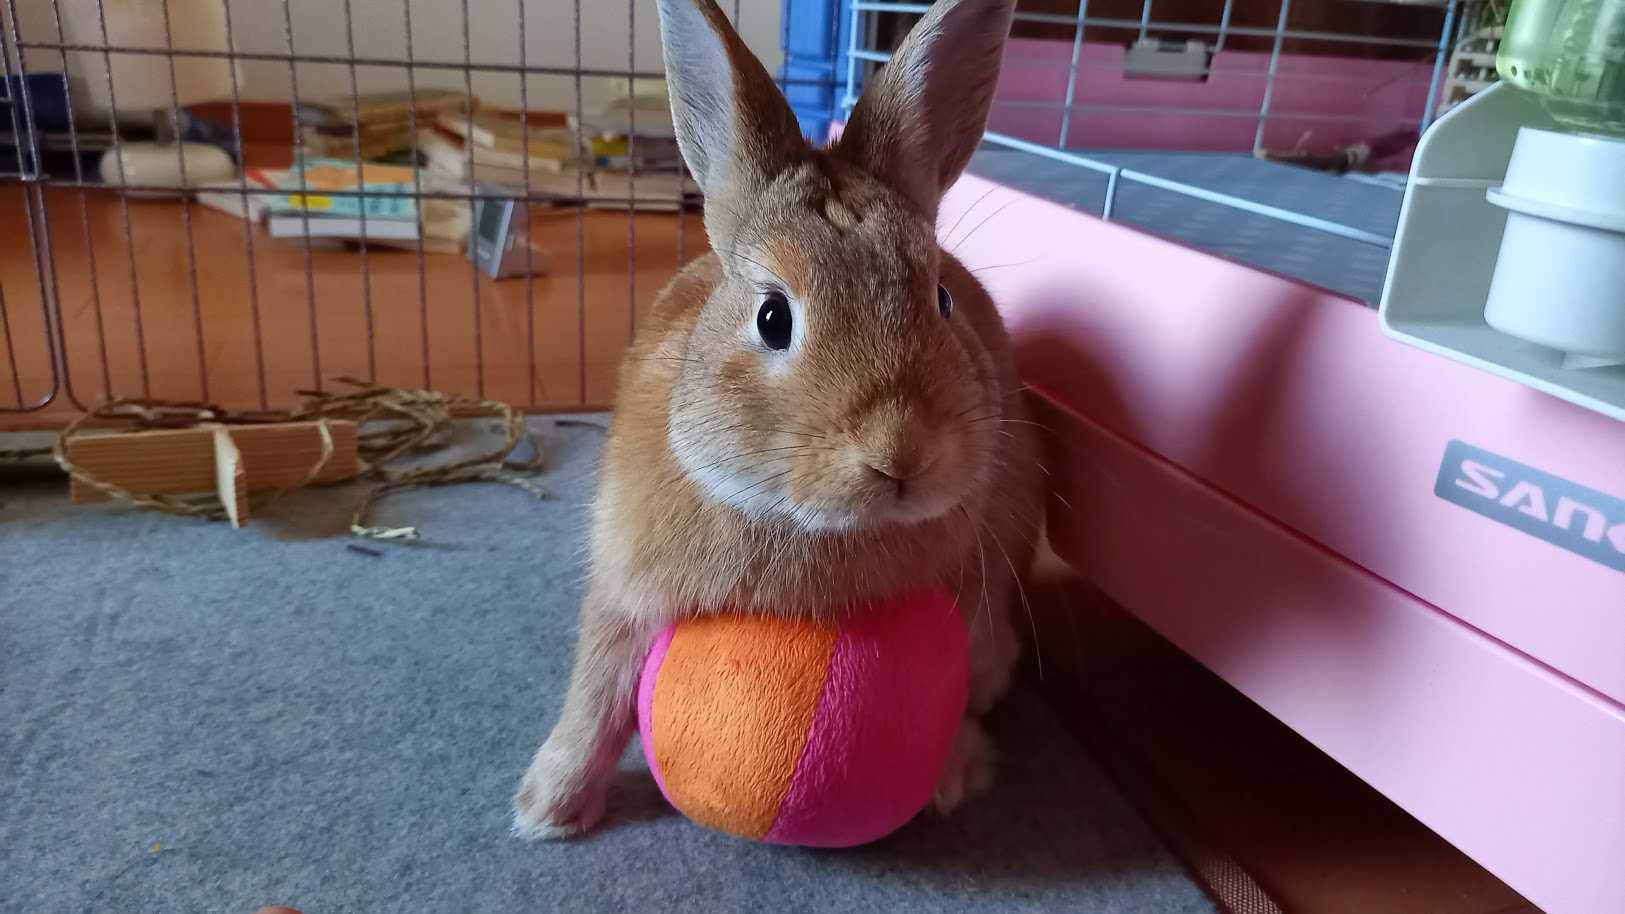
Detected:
[{"left": 513, "top": 0, "right": 1041, "bottom": 840}]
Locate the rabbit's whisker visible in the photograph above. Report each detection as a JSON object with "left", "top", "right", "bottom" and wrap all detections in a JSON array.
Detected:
[
  {"left": 949, "top": 196, "right": 1022, "bottom": 254},
  {"left": 939, "top": 184, "right": 1001, "bottom": 250}
]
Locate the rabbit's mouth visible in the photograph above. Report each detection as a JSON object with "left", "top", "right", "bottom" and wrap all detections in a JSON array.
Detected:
[
  {"left": 782, "top": 480, "right": 964, "bottom": 533},
  {"left": 759, "top": 436, "right": 974, "bottom": 533},
  {"left": 668, "top": 427, "right": 972, "bottom": 533},
  {"left": 666, "top": 376, "right": 987, "bottom": 532}
]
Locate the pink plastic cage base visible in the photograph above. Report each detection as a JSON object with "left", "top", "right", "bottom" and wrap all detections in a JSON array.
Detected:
[
  {"left": 939, "top": 171, "right": 1625, "bottom": 914},
  {"left": 990, "top": 37, "right": 1436, "bottom": 166}
]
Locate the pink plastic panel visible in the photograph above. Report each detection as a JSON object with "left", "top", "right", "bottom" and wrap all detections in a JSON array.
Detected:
[
  {"left": 989, "top": 38, "right": 1433, "bottom": 164},
  {"left": 941, "top": 173, "right": 1625, "bottom": 705},
  {"left": 1034, "top": 397, "right": 1625, "bottom": 914}
]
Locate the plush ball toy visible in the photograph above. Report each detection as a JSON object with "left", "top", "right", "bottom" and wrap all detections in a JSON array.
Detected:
[{"left": 636, "top": 587, "right": 968, "bottom": 847}]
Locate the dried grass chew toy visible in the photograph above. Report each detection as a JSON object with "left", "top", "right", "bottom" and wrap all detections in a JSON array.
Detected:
[{"left": 636, "top": 587, "right": 968, "bottom": 847}]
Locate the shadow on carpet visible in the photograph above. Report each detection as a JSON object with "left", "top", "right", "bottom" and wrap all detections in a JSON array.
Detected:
[{"left": 0, "top": 419, "right": 1213, "bottom": 914}]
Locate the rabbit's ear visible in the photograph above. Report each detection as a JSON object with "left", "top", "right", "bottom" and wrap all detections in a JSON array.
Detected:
[
  {"left": 836, "top": 0, "right": 1015, "bottom": 217},
  {"left": 656, "top": 0, "right": 805, "bottom": 199}
]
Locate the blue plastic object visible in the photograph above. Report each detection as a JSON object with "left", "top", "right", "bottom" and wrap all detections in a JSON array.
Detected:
[
  {"left": 779, "top": 0, "right": 855, "bottom": 140},
  {"left": 2, "top": 73, "right": 72, "bottom": 177},
  {"left": 4, "top": 73, "right": 72, "bottom": 133}
]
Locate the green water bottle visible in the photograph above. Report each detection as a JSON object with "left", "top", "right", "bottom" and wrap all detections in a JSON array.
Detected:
[{"left": 1497, "top": 0, "right": 1625, "bottom": 137}]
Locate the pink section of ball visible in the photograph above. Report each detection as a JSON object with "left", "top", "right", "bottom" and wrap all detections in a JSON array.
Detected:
[
  {"left": 637, "top": 624, "right": 678, "bottom": 805},
  {"left": 763, "top": 588, "right": 968, "bottom": 846}
]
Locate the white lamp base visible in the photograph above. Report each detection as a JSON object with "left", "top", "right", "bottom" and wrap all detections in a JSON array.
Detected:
[{"left": 99, "top": 142, "right": 237, "bottom": 197}]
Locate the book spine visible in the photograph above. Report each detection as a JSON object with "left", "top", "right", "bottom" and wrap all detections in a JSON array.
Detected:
[{"left": 270, "top": 183, "right": 418, "bottom": 220}]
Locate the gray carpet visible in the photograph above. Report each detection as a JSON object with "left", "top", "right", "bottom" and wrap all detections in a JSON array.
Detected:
[{"left": 0, "top": 419, "right": 1214, "bottom": 914}]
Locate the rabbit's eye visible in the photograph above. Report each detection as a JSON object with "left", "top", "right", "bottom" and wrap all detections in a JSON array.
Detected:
[
  {"left": 937, "top": 284, "right": 953, "bottom": 318},
  {"left": 757, "top": 291, "right": 793, "bottom": 351}
]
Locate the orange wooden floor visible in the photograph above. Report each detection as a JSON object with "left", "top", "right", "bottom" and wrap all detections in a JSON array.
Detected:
[{"left": 1, "top": 185, "right": 700, "bottom": 428}]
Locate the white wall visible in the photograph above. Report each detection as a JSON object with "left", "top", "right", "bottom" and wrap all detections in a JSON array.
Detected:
[{"left": 12, "top": 0, "right": 783, "bottom": 119}]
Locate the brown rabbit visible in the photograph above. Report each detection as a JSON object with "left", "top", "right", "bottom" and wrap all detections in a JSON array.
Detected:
[{"left": 513, "top": 0, "right": 1041, "bottom": 839}]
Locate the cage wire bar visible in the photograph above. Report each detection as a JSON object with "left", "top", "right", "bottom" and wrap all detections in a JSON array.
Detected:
[
  {"left": 3, "top": 0, "right": 65, "bottom": 412},
  {"left": 3, "top": 0, "right": 1460, "bottom": 419},
  {"left": 845, "top": 0, "right": 1460, "bottom": 248},
  {"left": 3, "top": 25, "right": 31, "bottom": 178},
  {"left": 0, "top": 0, "right": 799, "bottom": 418}
]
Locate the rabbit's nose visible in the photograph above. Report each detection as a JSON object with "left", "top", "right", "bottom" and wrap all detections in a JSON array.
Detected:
[
  {"left": 866, "top": 461, "right": 906, "bottom": 494},
  {"left": 852, "top": 393, "right": 943, "bottom": 496},
  {"left": 866, "top": 450, "right": 939, "bottom": 495},
  {"left": 866, "top": 461, "right": 905, "bottom": 483}
]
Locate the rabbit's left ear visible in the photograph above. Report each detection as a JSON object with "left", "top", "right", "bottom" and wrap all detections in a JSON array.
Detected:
[
  {"left": 655, "top": 0, "right": 807, "bottom": 200},
  {"left": 835, "top": 0, "right": 1017, "bottom": 219}
]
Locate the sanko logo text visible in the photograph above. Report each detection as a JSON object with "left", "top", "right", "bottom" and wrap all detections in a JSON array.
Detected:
[
  {"left": 1455, "top": 460, "right": 1625, "bottom": 551},
  {"left": 1434, "top": 440, "right": 1625, "bottom": 574}
]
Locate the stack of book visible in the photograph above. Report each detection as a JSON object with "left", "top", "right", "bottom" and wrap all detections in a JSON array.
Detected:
[
  {"left": 425, "top": 107, "right": 585, "bottom": 184},
  {"left": 297, "top": 90, "right": 467, "bottom": 162},
  {"left": 589, "top": 133, "right": 683, "bottom": 174},
  {"left": 194, "top": 156, "right": 469, "bottom": 253},
  {"left": 262, "top": 158, "right": 420, "bottom": 242},
  {"left": 415, "top": 101, "right": 699, "bottom": 213},
  {"left": 573, "top": 79, "right": 696, "bottom": 212},
  {"left": 575, "top": 80, "right": 682, "bottom": 172},
  {"left": 577, "top": 79, "right": 677, "bottom": 149}
]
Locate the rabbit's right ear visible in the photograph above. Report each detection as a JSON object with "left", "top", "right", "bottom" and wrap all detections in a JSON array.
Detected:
[{"left": 656, "top": 0, "right": 806, "bottom": 207}]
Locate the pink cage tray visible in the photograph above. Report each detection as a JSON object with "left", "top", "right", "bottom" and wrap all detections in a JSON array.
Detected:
[{"left": 941, "top": 169, "right": 1625, "bottom": 914}]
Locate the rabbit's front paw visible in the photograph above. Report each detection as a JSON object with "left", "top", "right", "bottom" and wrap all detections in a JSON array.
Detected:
[{"left": 512, "top": 750, "right": 607, "bottom": 841}]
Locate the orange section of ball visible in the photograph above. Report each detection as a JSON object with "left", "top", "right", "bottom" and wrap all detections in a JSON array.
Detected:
[{"left": 649, "top": 614, "right": 839, "bottom": 839}]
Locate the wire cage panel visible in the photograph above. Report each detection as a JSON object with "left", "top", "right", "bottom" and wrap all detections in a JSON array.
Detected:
[
  {"left": 3, "top": 0, "right": 1473, "bottom": 424},
  {"left": 0, "top": 184, "right": 61, "bottom": 413},
  {"left": 833, "top": 0, "right": 1462, "bottom": 310},
  {"left": 0, "top": 0, "right": 791, "bottom": 423}
]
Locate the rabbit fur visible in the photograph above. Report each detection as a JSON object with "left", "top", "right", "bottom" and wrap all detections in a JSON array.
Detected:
[{"left": 514, "top": 0, "right": 1041, "bottom": 840}]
